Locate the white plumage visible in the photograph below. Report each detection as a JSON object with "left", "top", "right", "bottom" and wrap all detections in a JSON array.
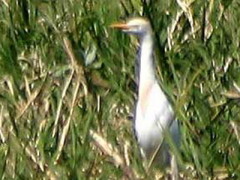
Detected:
[{"left": 111, "top": 17, "right": 180, "bottom": 171}]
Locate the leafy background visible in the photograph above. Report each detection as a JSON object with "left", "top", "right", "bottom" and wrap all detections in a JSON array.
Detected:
[{"left": 0, "top": 0, "right": 240, "bottom": 179}]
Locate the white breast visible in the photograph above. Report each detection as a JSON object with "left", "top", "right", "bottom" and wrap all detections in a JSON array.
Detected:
[{"left": 134, "top": 82, "right": 177, "bottom": 161}]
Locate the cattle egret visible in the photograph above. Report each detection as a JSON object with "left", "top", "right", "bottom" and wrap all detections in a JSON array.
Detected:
[{"left": 111, "top": 17, "right": 180, "bottom": 178}]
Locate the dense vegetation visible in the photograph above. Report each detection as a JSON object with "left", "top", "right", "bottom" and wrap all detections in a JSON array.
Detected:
[{"left": 0, "top": 0, "right": 239, "bottom": 179}]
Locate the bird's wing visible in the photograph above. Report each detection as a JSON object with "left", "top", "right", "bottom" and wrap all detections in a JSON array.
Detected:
[{"left": 147, "top": 82, "right": 175, "bottom": 130}]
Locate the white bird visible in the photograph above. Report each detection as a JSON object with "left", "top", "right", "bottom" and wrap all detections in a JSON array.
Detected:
[{"left": 111, "top": 17, "right": 180, "bottom": 177}]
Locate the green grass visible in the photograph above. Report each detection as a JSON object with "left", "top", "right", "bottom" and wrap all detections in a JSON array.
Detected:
[{"left": 0, "top": 0, "right": 240, "bottom": 179}]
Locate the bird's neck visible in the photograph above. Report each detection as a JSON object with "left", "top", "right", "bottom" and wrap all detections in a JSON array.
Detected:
[{"left": 138, "top": 33, "right": 156, "bottom": 98}]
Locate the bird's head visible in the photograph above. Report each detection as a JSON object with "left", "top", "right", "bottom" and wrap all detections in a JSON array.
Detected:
[{"left": 110, "top": 17, "right": 152, "bottom": 36}]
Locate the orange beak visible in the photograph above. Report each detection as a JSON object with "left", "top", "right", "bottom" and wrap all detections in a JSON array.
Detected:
[{"left": 110, "top": 22, "right": 130, "bottom": 30}]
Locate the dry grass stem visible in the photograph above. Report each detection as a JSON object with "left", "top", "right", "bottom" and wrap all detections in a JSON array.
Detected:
[
  {"left": 55, "top": 75, "right": 80, "bottom": 162},
  {"left": 176, "top": 0, "right": 195, "bottom": 37},
  {"left": 90, "top": 130, "right": 124, "bottom": 166},
  {"left": 230, "top": 121, "right": 240, "bottom": 146},
  {"left": 0, "top": 105, "right": 6, "bottom": 143},
  {"left": 52, "top": 69, "right": 74, "bottom": 137},
  {"left": 167, "top": 10, "right": 184, "bottom": 50},
  {"left": 16, "top": 77, "right": 47, "bottom": 120}
]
